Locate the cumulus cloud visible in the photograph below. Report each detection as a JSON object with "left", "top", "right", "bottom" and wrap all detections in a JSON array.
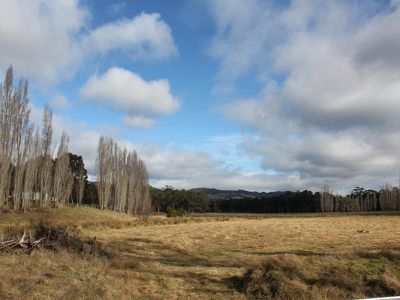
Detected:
[
  {"left": 83, "top": 12, "right": 178, "bottom": 60},
  {"left": 208, "top": 0, "right": 400, "bottom": 192},
  {"left": 50, "top": 94, "right": 70, "bottom": 109},
  {"left": 80, "top": 67, "right": 180, "bottom": 127},
  {"left": 0, "top": 1, "right": 177, "bottom": 83},
  {"left": 0, "top": 0, "right": 87, "bottom": 83}
]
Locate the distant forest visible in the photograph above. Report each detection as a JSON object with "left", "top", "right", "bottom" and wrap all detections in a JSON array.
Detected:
[
  {"left": 59, "top": 179, "right": 400, "bottom": 215},
  {"left": 150, "top": 186, "right": 400, "bottom": 214}
]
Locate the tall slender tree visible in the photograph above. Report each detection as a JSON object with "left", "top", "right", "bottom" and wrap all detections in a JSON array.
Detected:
[
  {"left": 39, "top": 105, "right": 53, "bottom": 207},
  {"left": 0, "top": 66, "right": 16, "bottom": 208},
  {"left": 22, "top": 129, "right": 40, "bottom": 211},
  {"left": 53, "top": 132, "right": 73, "bottom": 204},
  {"left": 12, "top": 80, "right": 32, "bottom": 211}
]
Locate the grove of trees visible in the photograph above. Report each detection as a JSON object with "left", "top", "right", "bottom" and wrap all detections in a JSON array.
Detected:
[
  {"left": 96, "top": 136, "right": 151, "bottom": 214},
  {"left": 0, "top": 65, "right": 74, "bottom": 212},
  {"left": 0, "top": 65, "right": 151, "bottom": 214},
  {"left": 150, "top": 186, "right": 209, "bottom": 214}
]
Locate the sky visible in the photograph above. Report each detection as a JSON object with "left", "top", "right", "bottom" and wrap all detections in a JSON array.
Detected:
[{"left": 1, "top": 0, "right": 400, "bottom": 194}]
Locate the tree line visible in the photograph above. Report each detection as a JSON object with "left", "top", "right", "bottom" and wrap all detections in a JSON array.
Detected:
[
  {"left": 208, "top": 186, "right": 400, "bottom": 214},
  {"left": 0, "top": 65, "right": 151, "bottom": 214},
  {"left": 150, "top": 185, "right": 400, "bottom": 214}
]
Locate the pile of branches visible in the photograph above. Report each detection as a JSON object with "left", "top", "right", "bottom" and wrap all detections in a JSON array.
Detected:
[
  {"left": 0, "top": 231, "right": 45, "bottom": 254},
  {"left": 0, "top": 225, "right": 111, "bottom": 258}
]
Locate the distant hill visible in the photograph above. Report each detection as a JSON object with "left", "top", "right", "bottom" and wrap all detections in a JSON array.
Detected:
[{"left": 190, "top": 188, "right": 286, "bottom": 200}]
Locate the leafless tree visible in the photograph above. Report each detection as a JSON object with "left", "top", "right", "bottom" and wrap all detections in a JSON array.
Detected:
[
  {"left": 113, "top": 147, "right": 127, "bottom": 212},
  {"left": 53, "top": 132, "right": 73, "bottom": 204},
  {"left": 0, "top": 66, "right": 16, "bottom": 208},
  {"left": 96, "top": 136, "right": 113, "bottom": 209},
  {"left": 39, "top": 105, "right": 53, "bottom": 207},
  {"left": 76, "top": 161, "right": 86, "bottom": 206},
  {"left": 379, "top": 184, "right": 400, "bottom": 211},
  {"left": 320, "top": 184, "right": 334, "bottom": 213},
  {"left": 11, "top": 79, "right": 32, "bottom": 211},
  {"left": 22, "top": 129, "right": 41, "bottom": 211}
]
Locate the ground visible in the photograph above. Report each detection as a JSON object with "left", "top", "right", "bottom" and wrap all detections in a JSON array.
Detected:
[{"left": 1, "top": 207, "right": 400, "bottom": 299}]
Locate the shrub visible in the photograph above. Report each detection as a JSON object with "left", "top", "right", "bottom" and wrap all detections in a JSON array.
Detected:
[{"left": 165, "top": 207, "right": 186, "bottom": 218}]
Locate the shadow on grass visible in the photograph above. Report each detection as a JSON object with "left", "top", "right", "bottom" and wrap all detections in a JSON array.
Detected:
[
  {"left": 104, "top": 236, "right": 245, "bottom": 293},
  {"left": 104, "top": 235, "right": 400, "bottom": 297},
  {"left": 228, "top": 248, "right": 336, "bottom": 257}
]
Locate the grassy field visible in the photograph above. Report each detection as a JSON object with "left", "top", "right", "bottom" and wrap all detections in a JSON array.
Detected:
[{"left": 1, "top": 207, "right": 400, "bottom": 299}]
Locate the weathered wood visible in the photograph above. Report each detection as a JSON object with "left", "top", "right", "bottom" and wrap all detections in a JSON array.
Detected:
[{"left": 0, "top": 232, "right": 46, "bottom": 254}]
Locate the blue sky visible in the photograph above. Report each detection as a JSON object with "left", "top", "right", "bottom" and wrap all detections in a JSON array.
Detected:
[
  {"left": 1, "top": 0, "right": 400, "bottom": 193},
  {"left": 50, "top": 1, "right": 251, "bottom": 149}
]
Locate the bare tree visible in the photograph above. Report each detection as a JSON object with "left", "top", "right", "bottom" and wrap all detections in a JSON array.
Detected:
[
  {"left": 39, "top": 105, "right": 53, "bottom": 207},
  {"left": 320, "top": 184, "right": 334, "bottom": 213},
  {"left": 53, "top": 132, "right": 73, "bottom": 204},
  {"left": 113, "top": 147, "right": 127, "bottom": 212},
  {"left": 11, "top": 79, "right": 32, "bottom": 211},
  {"left": 22, "top": 129, "right": 41, "bottom": 212},
  {"left": 379, "top": 183, "right": 400, "bottom": 211},
  {"left": 0, "top": 66, "right": 16, "bottom": 208},
  {"left": 76, "top": 161, "right": 86, "bottom": 206},
  {"left": 96, "top": 136, "right": 113, "bottom": 209}
]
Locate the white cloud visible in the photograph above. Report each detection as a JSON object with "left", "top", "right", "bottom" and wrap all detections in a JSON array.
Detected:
[
  {"left": 31, "top": 105, "right": 291, "bottom": 191},
  {"left": 50, "top": 94, "right": 69, "bottom": 109},
  {"left": 0, "top": 2, "right": 177, "bottom": 83},
  {"left": 123, "top": 115, "right": 156, "bottom": 128},
  {"left": 208, "top": 0, "right": 400, "bottom": 192},
  {"left": 83, "top": 12, "right": 178, "bottom": 60},
  {"left": 0, "top": 0, "right": 88, "bottom": 83},
  {"left": 80, "top": 67, "right": 179, "bottom": 127},
  {"left": 133, "top": 143, "right": 303, "bottom": 191}
]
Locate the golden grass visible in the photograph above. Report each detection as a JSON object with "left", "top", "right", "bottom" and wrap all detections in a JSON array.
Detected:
[
  {"left": 1, "top": 207, "right": 400, "bottom": 299},
  {"left": 243, "top": 250, "right": 400, "bottom": 299},
  {"left": 0, "top": 206, "right": 136, "bottom": 233}
]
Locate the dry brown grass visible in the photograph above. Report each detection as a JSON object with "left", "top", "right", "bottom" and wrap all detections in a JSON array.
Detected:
[
  {"left": 243, "top": 251, "right": 400, "bottom": 299},
  {"left": 1, "top": 207, "right": 400, "bottom": 299}
]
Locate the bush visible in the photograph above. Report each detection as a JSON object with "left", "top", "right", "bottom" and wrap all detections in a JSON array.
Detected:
[{"left": 165, "top": 207, "right": 186, "bottom": 218}]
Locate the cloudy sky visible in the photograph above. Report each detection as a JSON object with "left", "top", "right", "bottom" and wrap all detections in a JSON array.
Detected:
[{"left": 1, "top": 0, "right": 400, "bottom": 193}]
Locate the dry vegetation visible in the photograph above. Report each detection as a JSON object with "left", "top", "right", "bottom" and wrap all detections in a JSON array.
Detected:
[{"left": 1, "top": 207, "right": 400, "bottom": 299}]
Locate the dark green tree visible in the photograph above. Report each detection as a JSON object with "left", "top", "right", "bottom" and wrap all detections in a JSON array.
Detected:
[{"left": 68, "top": 153, "right": 88, "bottom": 204}]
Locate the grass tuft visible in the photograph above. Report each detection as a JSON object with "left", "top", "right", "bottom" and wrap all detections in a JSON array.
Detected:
[{"left": 243, "top": 250, "right": 400, "bottom": 299}]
